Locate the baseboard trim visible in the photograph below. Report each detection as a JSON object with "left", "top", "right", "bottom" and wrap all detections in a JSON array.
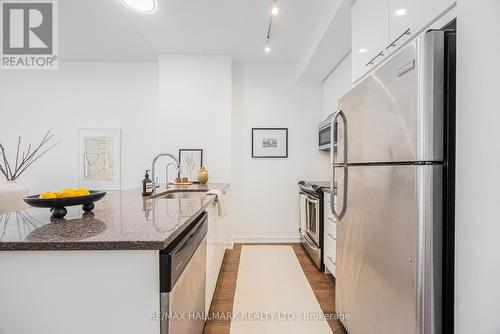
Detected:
[{"left": 232, "top": 235, "right": 301, "bottom": 244}]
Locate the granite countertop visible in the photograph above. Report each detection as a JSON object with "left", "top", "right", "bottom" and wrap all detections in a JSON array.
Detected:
[{"left": 0, "top": 183, "right": 229, "bottom": 251}]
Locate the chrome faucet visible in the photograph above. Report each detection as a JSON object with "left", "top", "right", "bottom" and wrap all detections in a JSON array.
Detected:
[
  {"left": 165, "top": 162, "right": 179, "bottom": 189},
  {"left": 151, "top": 153, "right": 180, "bottom": 194}
]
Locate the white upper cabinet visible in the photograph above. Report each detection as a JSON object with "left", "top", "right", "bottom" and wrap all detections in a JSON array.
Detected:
[
  {"left": 388, "top": 0, "right": 455, "bottom": 50},
  {"left": 351, "top": 0, "right": 389, "bottom": 83},
  {"left": 351, "top": 0, "right": 455, "bottom": 83},
  {"left": 388, "top": 0, "right": 419, "bottom": 46}
]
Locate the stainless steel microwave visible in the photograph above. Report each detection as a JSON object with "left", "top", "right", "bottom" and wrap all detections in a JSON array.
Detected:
[{"left": 318, "top": 114, "right": 337, "bottom": 151}]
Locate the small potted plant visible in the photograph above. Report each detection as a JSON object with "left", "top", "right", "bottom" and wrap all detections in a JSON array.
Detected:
[{"left": 0, "top": 131, "right": 59, "bottom": 212}]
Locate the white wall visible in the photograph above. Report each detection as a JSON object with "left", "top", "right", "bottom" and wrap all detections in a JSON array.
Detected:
[
  {"left": 322, "top": 54, "right": 352, "bottom": 117},
  {"left": 157, "top": 55, "right": 232, "bottom": 183},
  {"left": 231, "top": 63, "right": 329, "bottom": 242},
  {"left": 0, "top": 58, "right": 330, "bottom": 244},
  {"left": 0, "top": 56, "right": 232, "bottom": 192},
  {"left": 455, "top": 1, "right": 500, "bottom": 333},
  {"left": 0, "top": 62, "right": 158, "bottom": 193}
]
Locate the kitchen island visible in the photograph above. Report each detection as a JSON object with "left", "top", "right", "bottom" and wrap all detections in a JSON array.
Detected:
[{"left": 0, "top": 183, "right": 229, "bottom": 334}]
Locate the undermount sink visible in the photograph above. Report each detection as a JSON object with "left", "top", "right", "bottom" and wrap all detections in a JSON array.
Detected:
[{"left": 154, "top": 189, "right": 207, "bottom": 199}]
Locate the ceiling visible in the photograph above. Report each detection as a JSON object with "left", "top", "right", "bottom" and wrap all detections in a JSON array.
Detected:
[{"left": 59, "top": 0, "right": 328, "bottom": 63}]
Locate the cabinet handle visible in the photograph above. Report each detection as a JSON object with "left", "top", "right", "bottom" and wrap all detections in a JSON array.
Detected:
[
  {"left": 365, "top": 51, "right": 384, "bottom": 67},
  {"left": 327, "top": 217, "right": 336, "bottom": 223},
  {"left": 327, "top": 256, "right": 336, "bottom": 266},
  {"left": 327, "top": 233, "right": 336, "bottom": 241},
  {"left": 385, "top": 28, "right": 411, "bottom": 49}
]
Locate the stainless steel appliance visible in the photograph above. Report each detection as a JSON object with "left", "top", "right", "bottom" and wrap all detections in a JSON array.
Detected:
[
  {"left": 299, "top": 181, "right": 325, "bottom": 270},
  {"left": 160, "top": 213, "right": 208, "bottom": 334},
  {"left": 318, "top": 114, "right": 335, "bottom": 151},
  {"left": 332, "top": 29, "right": 455, "bottom": 334}
]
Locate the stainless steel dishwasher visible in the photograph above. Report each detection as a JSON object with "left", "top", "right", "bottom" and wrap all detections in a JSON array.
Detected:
[{"left": 160, "top": 212, "right": 207, "bottom": 334}]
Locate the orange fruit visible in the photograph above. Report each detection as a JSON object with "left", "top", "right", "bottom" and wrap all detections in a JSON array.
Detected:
[{"left": 39, "top": 192, "right": 57, "bottom": 199}]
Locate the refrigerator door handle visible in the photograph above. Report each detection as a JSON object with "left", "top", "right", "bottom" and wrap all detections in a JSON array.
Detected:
[
  {"left": 330, "top": 167, "right": 338, "bottom": 217},
  {"left": 330, "top": 109, "right": 347, "bottom": 165},
  {"left": 330, "top": 111, "right": 337, "bottom": 165},
  {"left": 331, "top": 167, "right": 348, "bottom": 221},
  {"left": 339, "top": 167, "right": 348, "bottom": 220},
  {"left": 331, "top": 109, "right": 348, "bottom": 220}
]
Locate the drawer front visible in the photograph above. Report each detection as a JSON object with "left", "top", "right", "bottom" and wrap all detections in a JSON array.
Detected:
[
  {"left": 323, "top": 217, "right": 337, "bottom": 277},
  {"left": 323, "top": 189, "right": 337, "bottom": 277},
  {"left": 325, "top": 255, "right": 336, "bottom": 277},
  {"left": 324, "top": 215, "right": 337, "bottom": 231},
  {"left": 323, "top": 192, "right": 334, "bottom": 221},
  {"left": 324, "top": 235, "right": 336, "bottom": 262},
  {"left": 324, "top": 191, "right": 331, "bottom": 202},
  {"left": 324, "top": 215, "right": 337, "bottom": 240}
]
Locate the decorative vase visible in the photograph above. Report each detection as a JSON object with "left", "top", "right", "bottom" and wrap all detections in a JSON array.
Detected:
[
  {"left": 197, "top": 167, "right": 209, "bottom": 184},
  {"left": 0, "top": 181, "right": 29, "bottom": 213}
]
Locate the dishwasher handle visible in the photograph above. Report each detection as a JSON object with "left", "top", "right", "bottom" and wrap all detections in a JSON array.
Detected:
[
  {"left": 159, "top": 212, "right": 208, "bottom": 293},
  {"left": 175, "top": 219, "right": 206, "bottom": 254}
]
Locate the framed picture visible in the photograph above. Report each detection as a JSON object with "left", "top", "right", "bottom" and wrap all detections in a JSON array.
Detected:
[
  {"left": 252, "top": 128, "right": 288, "bottom": 158},
  {"left": 178, "top": 149, "right": 203, "bottom": 182},
  {"left": 78, "top": 128, "right": 121, "bottom": 190}
]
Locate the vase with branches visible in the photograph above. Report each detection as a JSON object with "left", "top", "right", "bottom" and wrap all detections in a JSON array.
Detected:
[
  {"left": 0, "top": 130, "right": 60, "bottom": 181},
  {"left": 0, "top": 131, "right": 60, "bottom": 213}
]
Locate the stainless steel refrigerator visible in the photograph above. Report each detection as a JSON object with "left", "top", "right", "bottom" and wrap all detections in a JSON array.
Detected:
[{"left": 331, "top": 29, "right": 455, "bottom": 334}]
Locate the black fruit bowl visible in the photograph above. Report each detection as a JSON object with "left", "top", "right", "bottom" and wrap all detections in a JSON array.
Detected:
[{"left": 23, "top": 191, "right": 106, "bottom": 218}]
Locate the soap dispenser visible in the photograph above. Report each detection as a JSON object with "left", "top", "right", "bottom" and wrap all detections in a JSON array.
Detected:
[{"left": 142, "top": 170, "right": 154, "bottom": 197}]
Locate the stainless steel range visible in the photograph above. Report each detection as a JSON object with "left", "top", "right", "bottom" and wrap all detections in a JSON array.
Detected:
[{"left": 298, "top": 181, "right": 325, "bottom": 270}]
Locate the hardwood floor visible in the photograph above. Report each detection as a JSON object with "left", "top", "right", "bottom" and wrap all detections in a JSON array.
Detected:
[
  {"left": 203, "top": 244, "right": 242, "bottom": 334},
  {"left": 203, "top": 244, "right": 347, "bottom": 334},
  {"left": 292, "top": 244, "right": 347, "bottom": 334}
]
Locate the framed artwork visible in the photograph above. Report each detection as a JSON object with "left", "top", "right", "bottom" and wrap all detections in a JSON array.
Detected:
[
  {"left": 78, "top": 128, "right": 121, "bottom": 190},
  {"left": 178, "top": 149, "right": 203, "bottom": 182},
  {"left": 252, "top": 128, "right": 288, "bottom": 158}
]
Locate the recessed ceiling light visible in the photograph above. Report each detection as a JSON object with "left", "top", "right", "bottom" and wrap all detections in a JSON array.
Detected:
[
  {"left": 265, "top": 45, "right": 271, "bottom": 53},
  {"left": 358, "top": 48, "right": 368, "bottom": 54},
  {"left": 394, "top": 8, "right": 407, "bottom": 16},
  {"left": 271, "top": 0, "right": 279, "bottom": 16},
  {"left": 119, "top": 0, "right": 157, "bottom": 14}
]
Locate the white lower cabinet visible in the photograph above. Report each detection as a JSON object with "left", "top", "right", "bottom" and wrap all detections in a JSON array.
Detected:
[
  {"left": 205, "top": 200, "right": 227, "bottom": 314},
  {"left": 324, "top": 219, "right": 337, "bottom": 276},
  {"left": 323, "top": 191, "right": 337, "bottom": 277},
  {"left": 323, "top": 191, "right": 334, "bottom": 223}
]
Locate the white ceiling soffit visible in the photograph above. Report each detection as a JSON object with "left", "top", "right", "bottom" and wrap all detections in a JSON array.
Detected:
[
  {"left": 296, "top": 0, "right": 354, "bottom": 83},
  {"left": 58, "top": 0, "right": 328, "bottom": 63}
]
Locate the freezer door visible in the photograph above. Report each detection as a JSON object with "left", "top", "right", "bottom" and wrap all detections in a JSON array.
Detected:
[
  {"left": 337, "top": 31, "right": 444, "bottom": 164},
  {"left": 336, "top": 165, "right": 442, "bottom": 334}
]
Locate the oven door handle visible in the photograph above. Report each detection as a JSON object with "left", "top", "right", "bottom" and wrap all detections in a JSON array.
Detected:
[
  {"left": 305, "top": 195, "right": 319, "bottom": 205},
  {"left": 299, "top": 194, "right": 307, "bottom": 233},
  {"left": 303, "top": 233, "right": 320, "bottom": 251}
]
